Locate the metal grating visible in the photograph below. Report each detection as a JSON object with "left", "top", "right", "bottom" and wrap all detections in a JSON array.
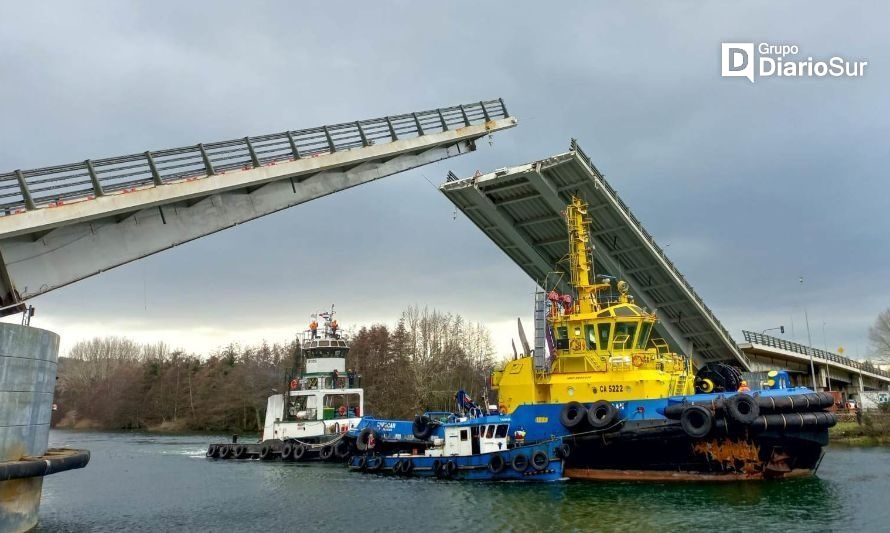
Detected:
[{"left": 441, "top": 140, "right": 749, "bottom": 369}]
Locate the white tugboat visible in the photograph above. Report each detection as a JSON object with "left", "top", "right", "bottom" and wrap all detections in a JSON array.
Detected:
[{"left": 207, "top": 307, "right": 363, "bottom": 462}]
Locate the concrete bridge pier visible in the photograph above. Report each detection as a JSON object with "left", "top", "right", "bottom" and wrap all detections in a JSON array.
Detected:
[{"left": 0, "top": 323, "right": 60, "bottom": 532}]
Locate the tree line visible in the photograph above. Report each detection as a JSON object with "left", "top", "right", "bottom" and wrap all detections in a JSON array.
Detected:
[{"left": 53, "top": 306, "right": 496, "bottom": 432}]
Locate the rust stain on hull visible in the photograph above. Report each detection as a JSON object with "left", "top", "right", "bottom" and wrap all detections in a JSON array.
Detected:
[{"left": 564, "top": 467, "right": 813, "bottom": 482}]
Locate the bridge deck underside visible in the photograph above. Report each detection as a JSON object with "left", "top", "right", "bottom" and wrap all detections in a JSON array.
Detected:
[
  {"left": 0, "top": 100, "right": 515, "bottom": 314},
  {"left": 441, "top": 144, "right": 747, "bottom": 368}
]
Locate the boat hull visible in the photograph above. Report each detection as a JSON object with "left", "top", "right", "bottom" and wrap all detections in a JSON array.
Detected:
[
  {"left": 563, "top": 418, "right": 826, "bottom": 480},
  {"left": 348, "top": 439, "right": 565, "bottom": 482}
]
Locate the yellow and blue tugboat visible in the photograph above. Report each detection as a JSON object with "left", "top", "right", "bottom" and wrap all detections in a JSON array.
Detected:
[{"left": 489, "top": 196, "right": 836, "bottom": 480}]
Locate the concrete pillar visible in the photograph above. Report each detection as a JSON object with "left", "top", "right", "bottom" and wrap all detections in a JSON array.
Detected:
[{"left": 0, "top": 323, "right": 60, "bottom": 533}]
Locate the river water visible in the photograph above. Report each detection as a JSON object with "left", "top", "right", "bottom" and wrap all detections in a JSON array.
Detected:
[{"left": 35, "top": 431, "right": 888, "bottom": 532}]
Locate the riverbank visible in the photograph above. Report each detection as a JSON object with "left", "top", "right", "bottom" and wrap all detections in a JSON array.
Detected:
[{"left": 830, "top": 413, "right": 890, "bottom": 446}]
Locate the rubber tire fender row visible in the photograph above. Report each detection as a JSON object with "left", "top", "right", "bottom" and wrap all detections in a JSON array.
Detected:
[
  {"left": 587, "top": 400, "right": 618, "bottom": 429},
  {"left": 560, "top": 401, "right": 588, "bottom": 430},
  {"left": 356, "top": 428, "right": 379, "bottom": 452},
  {"left": 511, "top": 453, "right": 529, "bottom": 472},
  {"left": 727, "top": 394, "right": 760, "bottom": 425},
  {"left": 488, "top": 453, "right": 505, "bottom": 474},
  {"left": 680, "top": 405, "right": 714, "bottom": 439},
  {"left": 531, "top": 451, "right": 549, "bottom": 471}
]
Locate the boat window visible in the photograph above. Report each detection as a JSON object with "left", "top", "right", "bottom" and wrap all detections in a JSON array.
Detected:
[
  {"left": 614, "top": 322, "right": 637, "bottom": 349},
  {"left": 637, "top": 322, "right": 653, "bottom": 349},
  {"left": 485, "top": 425, "right": 495, "bottom": 438},
  {"left": 598, "top": 323, "right": 612, "bottom": 349},
  {"left": 460, "top": 429, "right": 469, "bottom": 441},
  {"left": 556, "top": 326, "right": 569, "bottom": 350},
  {"left": 495, "top": 424, "right": 508, "bottom": 438},
  {"left": 585, "top": 324, "right": 597, "bottom": 350}
]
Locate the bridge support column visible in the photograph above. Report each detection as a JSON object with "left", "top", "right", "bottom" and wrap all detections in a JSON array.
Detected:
[{"left": 0, "top": 324, "right": 59, "bottom": 533}]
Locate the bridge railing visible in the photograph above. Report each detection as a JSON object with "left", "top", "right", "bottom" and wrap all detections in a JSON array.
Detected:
[
  {"left": 1, "top": 99, "right": 509, "bottom": 214},
  {"left": 742, "top": 330, "right": 890, "bottom": 378}
]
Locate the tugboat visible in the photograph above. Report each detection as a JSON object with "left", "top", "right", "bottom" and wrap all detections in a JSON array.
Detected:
[
  {"left": 347, "top": 391, "right": 566, "bottom": 481},
  {"left": 488, "top": 196, "right": 836, "bottom": 480},
  {"left": 207, "top": 307, "right": 361, "bottom": 462}
]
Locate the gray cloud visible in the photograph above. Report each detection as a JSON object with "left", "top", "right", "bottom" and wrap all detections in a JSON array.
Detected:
[{"left": 1, "top": 1, "right": 887, "bottom": 358}]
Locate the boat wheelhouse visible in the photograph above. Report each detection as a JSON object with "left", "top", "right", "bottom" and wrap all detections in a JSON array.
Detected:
[{"left": 207, "top": 307, "right": 362, "bottom": 462}]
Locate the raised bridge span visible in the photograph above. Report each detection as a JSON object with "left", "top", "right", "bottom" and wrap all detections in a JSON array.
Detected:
[
  {"left": 0, "top": 99, "right": 516, "bottom": 315},
  {"left": 441, "top": 140, "right": 748, "bottom": 369}
]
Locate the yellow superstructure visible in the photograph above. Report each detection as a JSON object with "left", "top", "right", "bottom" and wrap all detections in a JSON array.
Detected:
[{"left": 492, "top": 196, "right": 694, "bottom": 413}]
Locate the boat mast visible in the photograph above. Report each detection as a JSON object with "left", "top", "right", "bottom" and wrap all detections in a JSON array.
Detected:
[{"left": 565, "top": 196, "right": 610, "bottom": 314}]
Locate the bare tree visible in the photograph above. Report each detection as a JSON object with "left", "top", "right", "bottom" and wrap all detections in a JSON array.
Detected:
[{"left": 869, "top": 308, "right": 890, "bottom": 361}]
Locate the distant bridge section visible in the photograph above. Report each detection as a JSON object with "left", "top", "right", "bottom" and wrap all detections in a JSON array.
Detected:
[
  {"left": 740, "top": 330, "right": 890, "bottom": 393},
  {"left": 441, "top": 140, "right": 748, "bottom": 369},
  {"left": 0, "top": 99, "right": 515, "bottom": 314}
]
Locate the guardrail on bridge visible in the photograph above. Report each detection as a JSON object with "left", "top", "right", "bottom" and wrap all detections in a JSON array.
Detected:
[
  {"left": 742, "top": 330, "right": 889, "bottom": 379},
  {"left": 1, "top": 99, "right": 509, "bottom": 214}
]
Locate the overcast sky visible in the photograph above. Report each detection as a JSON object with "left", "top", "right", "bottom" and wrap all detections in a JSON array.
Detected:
[{"left": 1, "top": 1, "right": 888, "bottom": 360}]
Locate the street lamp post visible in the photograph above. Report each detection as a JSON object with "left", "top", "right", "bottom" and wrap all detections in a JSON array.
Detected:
[{"left": 800, "top": 276, "right": 818, "bottom": 391}]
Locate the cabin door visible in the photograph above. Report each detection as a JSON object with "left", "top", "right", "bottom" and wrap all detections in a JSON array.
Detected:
[{"left": 471, "top": 426, "right": 480, "bottom": 455}]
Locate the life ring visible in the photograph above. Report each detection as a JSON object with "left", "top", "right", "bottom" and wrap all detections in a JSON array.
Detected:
[
  {"left": 338, "top": 405, "right": 347, "bottom": 417},
  {"left": 570, "top": 339, "right": 583, "bottom": 351},
  {"left": 289, "top": 379, "right": 299, "bottom": 390},
  {"left": 531, "top": 451, "right": 549, "bottom": 471},
  {"left": 488, "top": 453, "right": 505, "bottom": 474},
  {"left": 632, "top": 354, "right": 644, "bottom": 367},
  {"left": 511, "top": 453, "right": 529, "bottom": 472},
  {"left": 587, "top": 400, "right": 618, "bottom": 429},
  {"left": 559, "top": 401, "right": 588, "bottom": 430},
  {"left": 680, "top": 405, "right": 714, "bottom": 439},
  {"left": 727, "top": 394, "right": 760, "bottom": 425}
]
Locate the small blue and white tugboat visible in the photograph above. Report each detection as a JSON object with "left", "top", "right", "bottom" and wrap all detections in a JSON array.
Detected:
[{"left": 347, "top": 392, "right": 567, "bottom": 481}]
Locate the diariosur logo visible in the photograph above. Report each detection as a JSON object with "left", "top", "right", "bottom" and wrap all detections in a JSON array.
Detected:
[{"left": 721, "top": 43, "right": 867, "bottom": 83}]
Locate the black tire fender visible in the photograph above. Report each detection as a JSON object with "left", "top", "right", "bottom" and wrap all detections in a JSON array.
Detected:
[
  {"left": 219, "top": 445, "right": 231, "bottom": 459},
  {"left": 320, "top": 445, "right": 334, "bottom": 461},
  {"left": 560, "top": 401, "right": 588, "bottom": 430},
  {"left": 680, "top": 405, "right": 714, "bottom": 439},
  {"left": 555, "top": 443, "right": 571, "bottom": 459},
  {"left": 488, "top": 453, "right": 505, "bottom": 474},
  {"left": 727, "top": 394, "right": 760, "bottom": 425},
  {"left": 206, "top": 444, "right": 217, "bottom": 457},
  {"left": 531, "top": 451, "right": 549, "bottom": 471},
  {"left": 587, "top": 400, "right": 618, "bottom": 429},
  {"left": 511, "top": 453, "right": 529, "bottom": 472},
  {"left": 356, "top": 428, "right": 379, "bottom": 452}
]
